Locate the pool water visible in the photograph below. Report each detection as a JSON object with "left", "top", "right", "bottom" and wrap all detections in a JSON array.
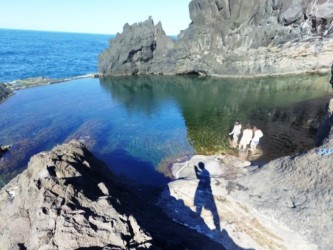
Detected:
[{"left": 0, "top": 74, "right": 331, "bottom": 187}]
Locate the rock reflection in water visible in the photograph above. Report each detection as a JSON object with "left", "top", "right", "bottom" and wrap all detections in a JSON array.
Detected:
[
  {"left": 0, "top": 75, "right": 331, "bottom": 187},
  {"left": 100, "top": 74, "right": 331, "bottom": 161}
]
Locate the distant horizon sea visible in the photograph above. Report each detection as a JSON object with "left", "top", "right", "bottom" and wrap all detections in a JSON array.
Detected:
[{"left": 0, "top": 29, "right": 113, "bottom": 83}]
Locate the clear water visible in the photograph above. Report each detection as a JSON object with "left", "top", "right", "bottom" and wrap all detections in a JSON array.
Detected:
[
  {"left": 0, "top": 74, "right": 331, "bottom": 187},
  {"left": 0, "top": 29, "right": 111, "bottom": 82}
]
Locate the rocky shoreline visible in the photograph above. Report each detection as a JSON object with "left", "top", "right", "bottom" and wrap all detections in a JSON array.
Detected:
[
  {"left": 0, "top": 95, "right": 332, "bottom": 249},
  {"left": 0, "top": 141, "right": 227, "bottom": 249},
  {"left": 3, "top": 74, "right": 99, "bottom": 91},
  {"left": 163, "top": 77, "right": 333, "bottom": 249},
  {"left": 0, "top": 74, "right": 99, "bottom": 104},
  {"left": 158, "top": 96, "right": 333, "bottom": 249},
  {"left": 0, "top": 85, "right": 331, "bottom": 249},
  {"left": 2, "top": 0, "right": 333, "bottom": 248}
]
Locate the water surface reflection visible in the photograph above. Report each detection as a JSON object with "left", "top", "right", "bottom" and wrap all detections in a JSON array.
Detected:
[
  {"left": 0, "top": 75, "right": 331, "bottom": 186},
  {"left": 100, "top": 74, "right": 332, "bottom": 160}
]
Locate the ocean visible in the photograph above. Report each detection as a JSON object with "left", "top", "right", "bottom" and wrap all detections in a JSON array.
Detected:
[{"left": 0, "top": 29, "right": 111, "bottom": 82}]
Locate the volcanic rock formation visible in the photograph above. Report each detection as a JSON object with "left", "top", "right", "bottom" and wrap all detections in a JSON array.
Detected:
[
  {"left": 0, "top": 141, "right": 152, "bottom": 249},
  {"left": 0, "top": 140, "right": 228, "bottom": 250},
  {"left": 99, "top": 0, "right": 333, "bottom": 76}
]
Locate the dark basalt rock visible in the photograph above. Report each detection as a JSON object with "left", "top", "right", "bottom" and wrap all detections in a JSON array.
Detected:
[
  {"left": 99, "top": 0, "right": 333, "bottom": 76},
  {"left": 0, "top": 84, "right": 13, "bottom": 103},
  {"left": 98, "top": 17, "right": 175, "bottom": 76}
]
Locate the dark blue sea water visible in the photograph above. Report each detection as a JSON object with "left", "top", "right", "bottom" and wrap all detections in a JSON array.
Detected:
[{"left": 0, "top": 29, "right": 111, "bottom": 82}]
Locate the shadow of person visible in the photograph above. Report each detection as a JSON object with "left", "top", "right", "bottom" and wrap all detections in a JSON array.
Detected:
[
  {"left": 160, "top": 177, "right": 253, "bottom": 249},
  {"left": 194, "top": 162, "right": 221, "bottom": 232}
]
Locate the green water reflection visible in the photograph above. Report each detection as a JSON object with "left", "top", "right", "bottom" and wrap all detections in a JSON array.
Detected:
[
  {"left": 100, "top": 74, "right": 332, "bottom": 159},
  {"left": 0, "top": 74, "right": 331, "bottom": 187}
]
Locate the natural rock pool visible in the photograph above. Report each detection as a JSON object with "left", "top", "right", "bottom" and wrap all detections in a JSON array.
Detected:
[{"left": 0, "top": 74, "right": 331, "bottom": 187}]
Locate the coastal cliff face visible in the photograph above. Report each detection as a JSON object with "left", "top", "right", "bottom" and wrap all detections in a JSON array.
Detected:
[{"left": 99, "top": 0, "right": 333, "bottom": 76}]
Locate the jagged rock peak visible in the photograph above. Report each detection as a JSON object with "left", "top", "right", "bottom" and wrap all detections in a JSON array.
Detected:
[
  {"left": 0, "top": 140, "right": 152, "bottom": 249},
  {"left": 99, "top": 0, "right": 333, "bottom": 77},
  {"left": 98, "top": 16, "right": 174, "bottom": 76}
]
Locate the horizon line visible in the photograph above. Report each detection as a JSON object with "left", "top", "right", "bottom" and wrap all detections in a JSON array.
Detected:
[
  {"left": 0, "top": 27, "right": 114, "bottom": 36},
  {"left": 0, "top": 27, "right": 179, "bottom": 37}
]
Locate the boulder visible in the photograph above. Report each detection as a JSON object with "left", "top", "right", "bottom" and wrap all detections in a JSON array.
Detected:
[
  {"left": 0, "top": 140, "right": 152, "bottom": 249},
  {"left": 99, "top": 0, "right": 333, "bottom": 76}
]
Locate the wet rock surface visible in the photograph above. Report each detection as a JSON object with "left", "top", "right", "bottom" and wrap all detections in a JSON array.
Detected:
[
  {"left": 159, "top": 99, "right": 333, "bottom": 249},
  {"left": 0, "top": 84, "right": 13, "bottom": 103},
  {"left": 99, "top": 0, "right": 333, "bottom": 77}
]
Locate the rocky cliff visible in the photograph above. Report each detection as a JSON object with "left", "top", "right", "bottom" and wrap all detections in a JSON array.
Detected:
[
  {"left": 99, "top": 0, "right": 333, "bottom": 76},
  {"left": 159, "top": 98, "right": 333, "bottom": 249}
]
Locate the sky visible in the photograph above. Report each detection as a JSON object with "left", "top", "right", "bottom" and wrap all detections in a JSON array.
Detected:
[{"left": 0, "top": 0, "right": 191, "bottom": 35}]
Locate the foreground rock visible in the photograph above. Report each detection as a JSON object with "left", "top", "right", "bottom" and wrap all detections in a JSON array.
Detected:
[
  {"left": 159, "top": 102, "right": 333, "bottom": 249},
  {"left": 0, "top": 140, "right": 228, "bottom": 250},
  {"left": 0, "top": 140, "right": 152, "bottom": 249},
  {"left": 99, "top": 0, "right": 333, "bottom": 76}
]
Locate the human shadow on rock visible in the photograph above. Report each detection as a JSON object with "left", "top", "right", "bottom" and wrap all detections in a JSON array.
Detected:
[
  {"left": 63, "top": 147, "right": 247, "bottom": 249},
  {"left": 96, "top": 150, "right": 228, "bottom": 249},
  {"left": 194, "top": 162, "right": 221, "bottom": 232},
  {"left": 160, "top": 163, "right": 253, "bottom": 250}
]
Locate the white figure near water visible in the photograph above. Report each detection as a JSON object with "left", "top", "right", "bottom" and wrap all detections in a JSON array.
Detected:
[
  {"left": 239, "top": 124, "right": 253, "bottom": 150},
  {"left": 229, "top": 121, "right": 242, "bottom": 148},
  {"left": 250, "top": 126, "right": 264, "bottom": 153}
]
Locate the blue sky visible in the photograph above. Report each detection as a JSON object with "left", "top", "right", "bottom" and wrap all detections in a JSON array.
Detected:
[{"left": 0, "top": 0, "right": 191, "bottom": 35}]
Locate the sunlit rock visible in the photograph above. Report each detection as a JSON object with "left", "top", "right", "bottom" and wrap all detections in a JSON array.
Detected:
[
  {"left": 99, "top": 0, "right": 333, "bottom": 77},
  {"left": 0, "top": 140, "right": 152, "bottom": 249},
  {"left": 160, "top": 129, "right": 333, "bottom": 249}
]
